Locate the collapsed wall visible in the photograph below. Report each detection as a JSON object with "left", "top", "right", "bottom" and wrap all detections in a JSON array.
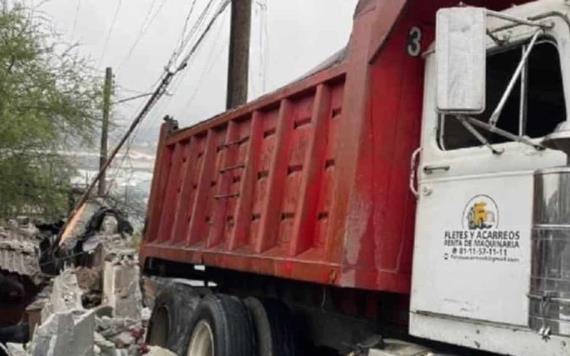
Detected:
[{"left": 0, "top": 202, "right": 170, "bottom": 356}]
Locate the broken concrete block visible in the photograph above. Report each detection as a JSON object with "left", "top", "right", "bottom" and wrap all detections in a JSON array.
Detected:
[
  {"left": 31, "top": 312, "right": 74, "bottom": 356},
  {"left": 5, "top": 343, "right": 29, "bottom": 356},
  {"left": 112, "top": 331, "right": 135, "bottom": 348},
  {"left": 69, "top": 311, "right": 95, "bottom": 356},
  {"left": 30, "top": 310, "right": 95, "bottom": 356},
  {"left": 94, "top": 332, "right": 117, "bottom": 356},
  {"left": 47, "top": 313, "right": 75, "bottom": 356},
  {"left": 76, "top": 267, "right": 102, "bottom": 292},
  {"left": 102, "top": 262, "right": 142, "bottom": 319},
  {"left": 146, "top": 346, "right": 177, "bottom": 356},
  {"left": 50, "top": 268, "right": 84, "bottom": 314},
  {"left": 39, "top": 300, "right": 53, "bottom": 325}
]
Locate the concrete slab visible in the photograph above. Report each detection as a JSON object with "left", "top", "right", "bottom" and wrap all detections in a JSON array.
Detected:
[{"left": 102, "top": 262, "right": 142, "bottom": 320}]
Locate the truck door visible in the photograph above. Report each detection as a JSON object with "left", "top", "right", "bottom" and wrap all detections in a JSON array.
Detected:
[{"left": 411, "top": 33, "right": 568, "bottom": 326}]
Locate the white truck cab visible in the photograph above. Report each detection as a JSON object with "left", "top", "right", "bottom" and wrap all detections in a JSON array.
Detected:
[{"left": 411, "top": 1, "right": 570, "bottom": 355}]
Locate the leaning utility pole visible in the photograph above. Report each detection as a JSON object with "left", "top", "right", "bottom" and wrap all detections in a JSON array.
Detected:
[
  {"left": 98, "top": 67, "right": 113, "bottom": 197},
  {"left": 226, "top": 0, "right": 252, "bottom": 110}
]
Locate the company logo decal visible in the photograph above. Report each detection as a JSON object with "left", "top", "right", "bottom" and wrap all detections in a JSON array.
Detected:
[
  {"left": 463, "top": 195, "right": 498, "bottom": 230},
  {"left": 442, "top": 195, "right": 520, "bottom": 263}
]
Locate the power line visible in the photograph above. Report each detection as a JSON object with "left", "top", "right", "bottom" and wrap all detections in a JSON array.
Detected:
[
  {"left": 99, "top": 0, "right": 123, "bottom": 66},
  {"left": 161, "top": 0, "right": 228, "bottom": 114},
  {"left": 174, "top": 0, "right": 229, "bottom": 71},
  {"left": 101, "top": 0, "right": 230, "bottom": 199},
  {"left": 71, "top": 0, "right": 81, "bottom": 38},
  {"left": 159, "top": 0, "right": 226, "bottom": 106},
  {"left": 59, "top": 0, "right": 232, "bottom": 245},
  {"left": 169, "top": 0, "right": 217, "bottom": 70},
  {"left": 119, "top": 0, "right": 166, "bottom": 69},
  {"left": 114, "top": 92, "right": 154, "bottom": 105},
  {"left": 179, "top": 0, "right": 199, "bottom": 49},
  {"left": 260, "top": 0, "right": 268, "bottom": 93},
  {"left": 184, "top": 10, "right": 228, "bottom": 109}
]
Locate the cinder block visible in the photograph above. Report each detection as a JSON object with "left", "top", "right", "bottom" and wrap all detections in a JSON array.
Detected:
[{"left": 102, "top": 262, "right": 142, "bottom": 319}]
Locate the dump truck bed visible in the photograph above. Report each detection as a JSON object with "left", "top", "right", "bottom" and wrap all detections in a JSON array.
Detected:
[
  {"left": 140, "top": 0, "right": 525, "bottom": 294},
  {"left": 139, "top": 0, "right": 429, "bottom": 295},
  {"left": 141, "top": 63, "right": 357, "bottom": 285}
]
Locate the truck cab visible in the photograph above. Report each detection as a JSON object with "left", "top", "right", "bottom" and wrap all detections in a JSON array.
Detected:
[{"left": 412, "top": 2, "right": 570, "bottom": 355}]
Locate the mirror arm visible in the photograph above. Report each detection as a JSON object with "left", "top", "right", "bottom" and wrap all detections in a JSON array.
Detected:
[
  {"left": 486, "top": 10, "right": 553, "bottom": 29},
  {"left": 489, "top": 30, "right": 542, "bottom": 127},
  {"left": 457, "top": 116, "right": 504, "bottom": 155},
  {"left": 486, "top": 29, "right": 507, "bottom": 46},
  {"left": 464, "top": 116, "right": 545, "bottom": 150}
]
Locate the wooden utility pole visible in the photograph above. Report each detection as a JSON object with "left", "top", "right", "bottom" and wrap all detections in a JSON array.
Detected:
[
  {"left": 226, "top": 0, "right": 252, "bottom": 110},
  {"left": 98, "top": 67, "right": 113, "bottom": 197}
]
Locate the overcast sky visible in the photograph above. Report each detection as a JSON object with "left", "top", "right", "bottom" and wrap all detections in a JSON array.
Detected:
[{"left": 28, "top": 0, "right": 358, "bottom": 135}]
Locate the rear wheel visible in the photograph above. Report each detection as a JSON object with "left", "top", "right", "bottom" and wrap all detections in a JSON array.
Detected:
[
  {"left": 187, "top": 320, "right": 215, "bottom": 356},
  {"left": 244, "top": 297, "right": 301, "bottom": 356},
  {"left": 184, "top": 294, "right": 255, "bottom": 356},
  {"left": 147, "top": 304, "right": 170, "bottom": 346},
  {"left": 147, "top": 283, "right": 201, "bottom": 354}
]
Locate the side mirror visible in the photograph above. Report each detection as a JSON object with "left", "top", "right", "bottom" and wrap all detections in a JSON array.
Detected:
[{"left": 436, "top": 7, "right": 487, "bottom": 114}]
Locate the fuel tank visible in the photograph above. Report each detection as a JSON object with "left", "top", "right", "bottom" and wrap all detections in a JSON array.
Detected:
[{"left": 530, "top": 167, "right": 570, "bottom": 336}]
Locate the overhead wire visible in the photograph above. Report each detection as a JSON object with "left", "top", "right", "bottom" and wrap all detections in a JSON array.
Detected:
[
  {"left": 261, "top": 0, "right": 268, "bottom": 93},
  {"left": 179, "top": 0, "right": 199, "bottom": 50},
  {"left": 119, "top": 0, "right": 165, "bottom": 70},
  {"left": 184, "top": 10, "right": 228, "bottom": 110},
  {"left": 61, "top": 0, "right": 231, "bottom": 217},
  {"left": 167, "top": 0, "right": 218, "bottom": 71},
  {"left": 260, "top": 0, "right": 268, "bottom": 93},
  {"left": 98, "top": 0, "right": 123, "bottom": 66},
  {"left": 161, "top": 0, "right": 228, "bottom": 113},
  {"left": 71, "top": 0, "right": 81, "bottom": 38},
  {"left": 157, "top": 0, "right": 212, "bottom": 109},
  {"left": 250, "top": 2, "right": 258, "bottom": 98}
]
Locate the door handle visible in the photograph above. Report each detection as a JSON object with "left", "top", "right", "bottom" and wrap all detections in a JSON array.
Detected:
[{"left": 423, "top": 165, "right": 451, "bottom": 174}]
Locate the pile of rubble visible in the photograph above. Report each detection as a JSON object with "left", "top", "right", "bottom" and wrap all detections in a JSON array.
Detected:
[
  {"left": 0, "top": 203, "right": 174, "bottom": 356},
  {"left": 0, "top": 218, "right": 44, "bottom": 286}
]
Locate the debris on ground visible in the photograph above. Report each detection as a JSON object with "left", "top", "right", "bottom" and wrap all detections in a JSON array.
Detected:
[
  {"left": 0, "top": 202, "right": 156, "bottom": 356},
  {"left": 0, "top": 217, "right": 44, "bottom": 286},
  {"left": 145, "top": 346, "right": 177, "bottom": 356}
]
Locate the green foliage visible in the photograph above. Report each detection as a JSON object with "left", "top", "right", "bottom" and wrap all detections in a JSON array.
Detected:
[{"left": 0, "top": 2, "right": 102, "bottom": 219}]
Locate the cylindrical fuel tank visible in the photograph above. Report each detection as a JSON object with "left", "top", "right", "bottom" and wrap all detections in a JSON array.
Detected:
[{"left": 530, "top": 167, "right": 570, "bottom": 336}]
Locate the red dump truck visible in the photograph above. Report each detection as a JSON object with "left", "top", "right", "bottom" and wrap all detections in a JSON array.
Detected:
[{"left": 141, "top": 1, "right": 570, "bottom": 355}]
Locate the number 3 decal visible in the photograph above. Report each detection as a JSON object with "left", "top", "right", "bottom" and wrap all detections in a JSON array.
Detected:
[{"left": 407, "top": 26, "right": 422, "bottom": 57}]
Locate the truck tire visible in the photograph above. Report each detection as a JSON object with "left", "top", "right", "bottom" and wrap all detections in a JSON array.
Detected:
[
  {"left": 243, "top": 297, "right": 300, "bottom": 356},
  {"left": 147, "top": 283, "right": 201, "bottom": 354},
  {"left": 184, "top": 294, "right": 255, "bottom": 356}
]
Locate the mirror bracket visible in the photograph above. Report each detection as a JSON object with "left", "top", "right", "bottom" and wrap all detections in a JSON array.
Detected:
[
  {"left": 456, "top": 116, "right": 504, "bottom": 155},
  {"left": 489, "top": 30, "right": 543, "bottom": 128},
  {"left": 464, "top": 116, "right": 545, "bottom": 150},
  {"left": 487, "top": 10, "right": 553, "bottom": 30},
  {"left": 486, "top": 29, "right": 509, "bottom": 46}
]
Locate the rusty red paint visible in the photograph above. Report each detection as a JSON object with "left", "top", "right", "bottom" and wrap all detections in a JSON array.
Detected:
[{"left": 141, "top": 0, "right": 536, "bottom": 294}]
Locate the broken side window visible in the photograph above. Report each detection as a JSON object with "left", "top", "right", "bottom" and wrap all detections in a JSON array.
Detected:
[{"left": 438, "top": 39, "right": 566, "bottom": 150}]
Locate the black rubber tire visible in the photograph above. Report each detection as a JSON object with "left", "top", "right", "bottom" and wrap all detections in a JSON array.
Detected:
[
  {"left": 243, "top": 297, "right": 300, "bottom": 356},
  {"left": 146, "top": 283, "right": 201, "bottom": 354},
  {"left": 183, "top": 294, "right": 255, "bottom": 356}
]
